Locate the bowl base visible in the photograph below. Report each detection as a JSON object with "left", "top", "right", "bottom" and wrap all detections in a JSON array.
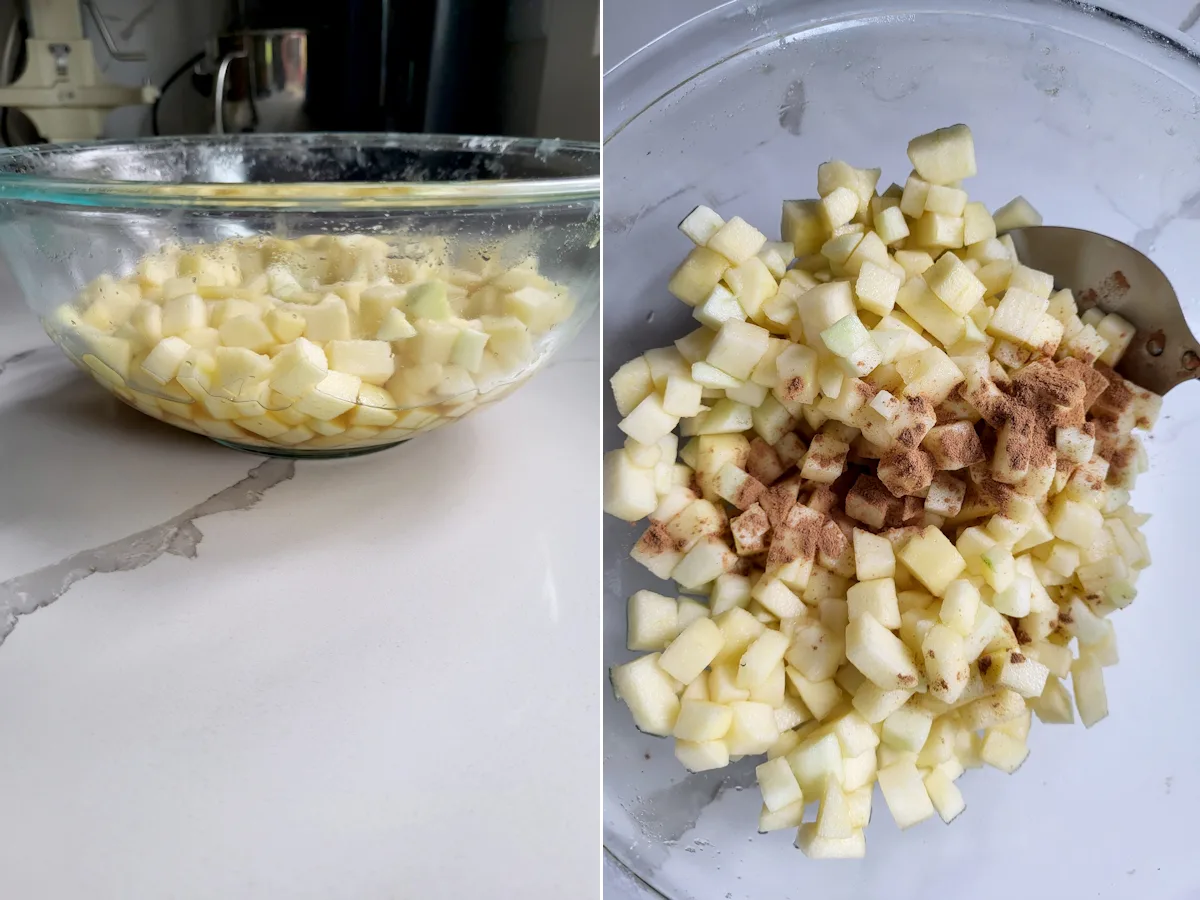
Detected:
[{"left": 212, "top": 438, "right": 409, "bottom": 459}]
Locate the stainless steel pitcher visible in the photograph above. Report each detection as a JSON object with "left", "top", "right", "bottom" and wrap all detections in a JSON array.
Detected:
[{"left": 210, "top": 29, "right": 307, "bottom": 134}]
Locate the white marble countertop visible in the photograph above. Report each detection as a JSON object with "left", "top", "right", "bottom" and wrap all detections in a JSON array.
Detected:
[{"left": 0, "top": 266, "right": 600, "bottom": 898}]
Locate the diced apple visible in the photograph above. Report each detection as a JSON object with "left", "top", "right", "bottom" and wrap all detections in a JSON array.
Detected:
[
  {"left": 847, "top": 577, "right": 900, "bottom": 629},
  {"left": 992, "top": 196, "right": 1043, "bottom": 232},
  {"left": 846, "top": 612, "right": 920, "bottom": 690},
  {"left": 877, "top": 760, "right": 936, "bottom": 829},
  {"left": 628, "top": 590, "right": 681, "bottom": 651},
  {"left": 611, "top": 654, "right": 680, "bottom": 736},
  {"left": 1072, "top": 656, "right": 1108, "bottom": 727},
  {"left": 669, "top": 247, "right": 731, "bottom": 305},
  {"left": 604, "top": 450, "right": 658, "bottom": 521},
  {"left": 675, "top": 739, "right": 731, "bottom": 772},
  {"left": 707, "top": 216, "right": 767, "bottom": 264},
  {"left": 897, "top": 526, "right": 966, "bottom": 596},
  {"left": 757, "top": 756, "right": 804, "bottom": 812},
  {"left": 679, "top": 205, "right": 725, "bottom": 245}
]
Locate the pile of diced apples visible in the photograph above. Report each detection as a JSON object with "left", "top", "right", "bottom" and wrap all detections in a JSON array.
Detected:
[
  {"left": 605, "top": 124, "right": 1159, "bottom": 858},
  {"left": 47, "top": 233, "right": 574, "bottom": 451}
]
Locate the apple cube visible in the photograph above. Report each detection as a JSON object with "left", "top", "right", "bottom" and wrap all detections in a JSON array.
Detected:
[
  {"left": 161, "top": 292, "right": 207, "bottom": 337},
  {"left": 851, "top": 682, "right": 913, "bottom": 724},
  {"left": 897, "top": 526, "right": 966, "bottom": 596},
  {"left": 784, "top": 619, "right": 843, "bottom": 682},
  {"left": 882, "top": 702, "right": 935, "bottom": 754},
  {"left": 853, "top": 528, "right": 896, "bottom": 580},
  {"left": 604, "top": 450, "right": 658, "bottom": 521},
  {"left": 923, "top": 768, "right": 966, "bottom": 823},
  {"left": 980, "top": 730, "right": 1029, "bottom": 774},
  {"left": 620, "top": 389, "right": 682, "bottom": 444},
  {"left": 784, "top": 668, "right": 843, "bottom": 721},
  {"left": 696, "top": 399, "right": 753, "bottom": 435},
  {"left": 610, "top": 653, "right": 680, "bottom": 736},
  {"left": 628, "top": 590, "right": 681, "bottom": 651},
  {"left": 923, "top": 624, "right": 970, "bottom": 703},
  {"left": 669, "top": 247, "right": 731, "bottom": 305},
  {"left": 800, "top": 434, "right": 849, "bottom": 483},
  {"left": 912, "top": 212, "right": 965, "bottom": 249},
  {"left": 923, "top": 420, "right": 985, "bottom": 469},
  {"left": 753, "top": 577, "right": 804, "bottom": 619},
  {"left": 676, "top": 598, "right": 710, "bottom": 631},
  {"left": 1032, "top": 675, "right": 1075, "bottom": 724},
  {"left": 988, "top": 287, "right": 1048, "bottom": 345},
  {"left": 1006, "top": 265, "right": 1054, "bottom": 300},
  {"left": 907, "top": 124, "right": 976, "bottom": 184},
  {"left": 675, "top": 740, "right": 731, "bottom": 772},
  {"left": 757, "top": 756, "right": 804, "bottom": 812},
  {"left": 816, "top": 780, "right": 855, "bottom": 839},
  {"left": 957, "top": 688, "right": 1025, "bottom": 731},
  {"left": 939, "top": 579, "right": 979, "bottom": 635},
  {"left": 820, "top": 186, "right": 860, "bottom": 229},
  {"left": 798, "top": 280, "right": 856, "bottom": 339},
  {"left": 924, "top": 253, "right": 985, "bottom": 315},
  {"left": 983, "top": 648, "right": 1050, "bottom": 699},
  {"left": 658, "top": 617, "right": 724, "bottom": 684},
  {"left": 707, "top": 216, "right": 767, "bottom": 264},
  {"left": 846, "top": 612, "right": 920, "bottom": 690},
  {"left": 706, "top": 320, "right": 770, "bottom": 380},
  {"left": 1050, "top": 496, "right": 1104, "bottom": 547},
  {"left": 679, "top": 204, "right": 725, "bottom": 245},
  {"left": 781, "top": 199, "right": 827, "bottom": 257},
  {"left": 722, "top": 257, "right": 777, "bottom": 319},
  {"left": 693, "top": 284, "right": 746, "bottom": 331},
  {"left": 847, "top": 577, "right": 900, "bottom": 629},
  {"left": 673, "top": 535, "right": 737, "bottom": 590},
  {"left": 1072, "top": 657, "right": 1108, "bottom": 728},
  {"left": 874, "top": 206, "right": 910, "bottom": 246},
  {"left": 830, "top": 710, "right": 881, "bottom": 758},
  {"left": 725, "top": 700, "right": 780, "bottom": 755},
  {"left": 609, "top": 358, "right": 656, "bottom": 418},
  {"left": 759, "top": 799, "right": 806, "bottom": 833},
  {"left": 140, "top": 336, "right": 191, "bottom": 385},
  {"left": 786, "top": 731, "right": 844, "bottom": 797},
  {"left": 738, "top": 629, "right": 791, "bottom": 688},
  {"left": 992, "top": 195, "right": 1043, "bottom": 232},
  {"left": 962, "top": 201, "right": 997, "bottom": 245},
  {"left": 1096, "top": 312, "right": 1136, "bottom": 366},
  {"left": 896, "top": 347, "right": 965, "bottom": 404},
  {"left": 894, "top": 279, "right": 965, "bottom": 346},
  {"left": 326, "top": 339, "right": 395, "bottom": 385},
  {"left": 673, "top": 700, "right": 734, "bottom": 742},
  {"left": 877, "top": 760, "right": 936, "bottom": 829}
]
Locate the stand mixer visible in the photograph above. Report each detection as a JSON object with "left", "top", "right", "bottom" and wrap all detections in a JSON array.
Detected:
[{"left": 0, "top": 0, "right": 155, "bottom": 141}]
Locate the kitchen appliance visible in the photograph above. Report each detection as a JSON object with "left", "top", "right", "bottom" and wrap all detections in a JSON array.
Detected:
[
  {"left": 209, "top": 28, "right": 306, "bottom": 134},
  {"left": 0, "top": 0, "right": 155, "bottom": 141}
]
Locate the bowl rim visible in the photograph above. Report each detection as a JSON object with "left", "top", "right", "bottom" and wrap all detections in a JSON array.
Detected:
[
  {"left": 0, "top": 132, "right": 601, "bottom": 210},
  {"left": 602, "top": 0, "right": 1200, "bottom": 144}
]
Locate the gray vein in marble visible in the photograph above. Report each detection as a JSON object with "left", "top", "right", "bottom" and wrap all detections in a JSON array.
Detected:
[
  {"left": 0, "top": 459, "right": 295, "bottom": 645},
  {"left": 1181, "top": 2, "right": 1200, "bottom": 32},
  {"left": 1131, "top": 186, "right": 1200, "bottom": 254},
  {"left": 0, "top": 349, "right": 37, "bottom": 378}
]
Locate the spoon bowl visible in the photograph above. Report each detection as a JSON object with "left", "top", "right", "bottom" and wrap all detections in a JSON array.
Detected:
[{"left": 1007, "top": 226, "right": 1197, "bottom": 396}]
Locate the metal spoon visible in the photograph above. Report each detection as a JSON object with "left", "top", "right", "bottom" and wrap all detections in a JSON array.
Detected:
[{"left": 1006, "top": 226, "right": 1198, "bottom": 396}]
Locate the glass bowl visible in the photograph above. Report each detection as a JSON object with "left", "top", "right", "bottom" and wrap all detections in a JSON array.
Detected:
[
  {"left": 603, "top": 2, "right": 1200, "bottom": 897},
  {"left": 0, "top": 133, "right": 599, "bottom": 458}
]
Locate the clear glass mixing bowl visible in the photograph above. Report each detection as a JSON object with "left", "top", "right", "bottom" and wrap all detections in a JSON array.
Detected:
[
  {"left": 0, "top": 133, "right": 599, "bottom": 458},
  {"left": 603, "top": 2, "right": 1200, "bottom": 897}
]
